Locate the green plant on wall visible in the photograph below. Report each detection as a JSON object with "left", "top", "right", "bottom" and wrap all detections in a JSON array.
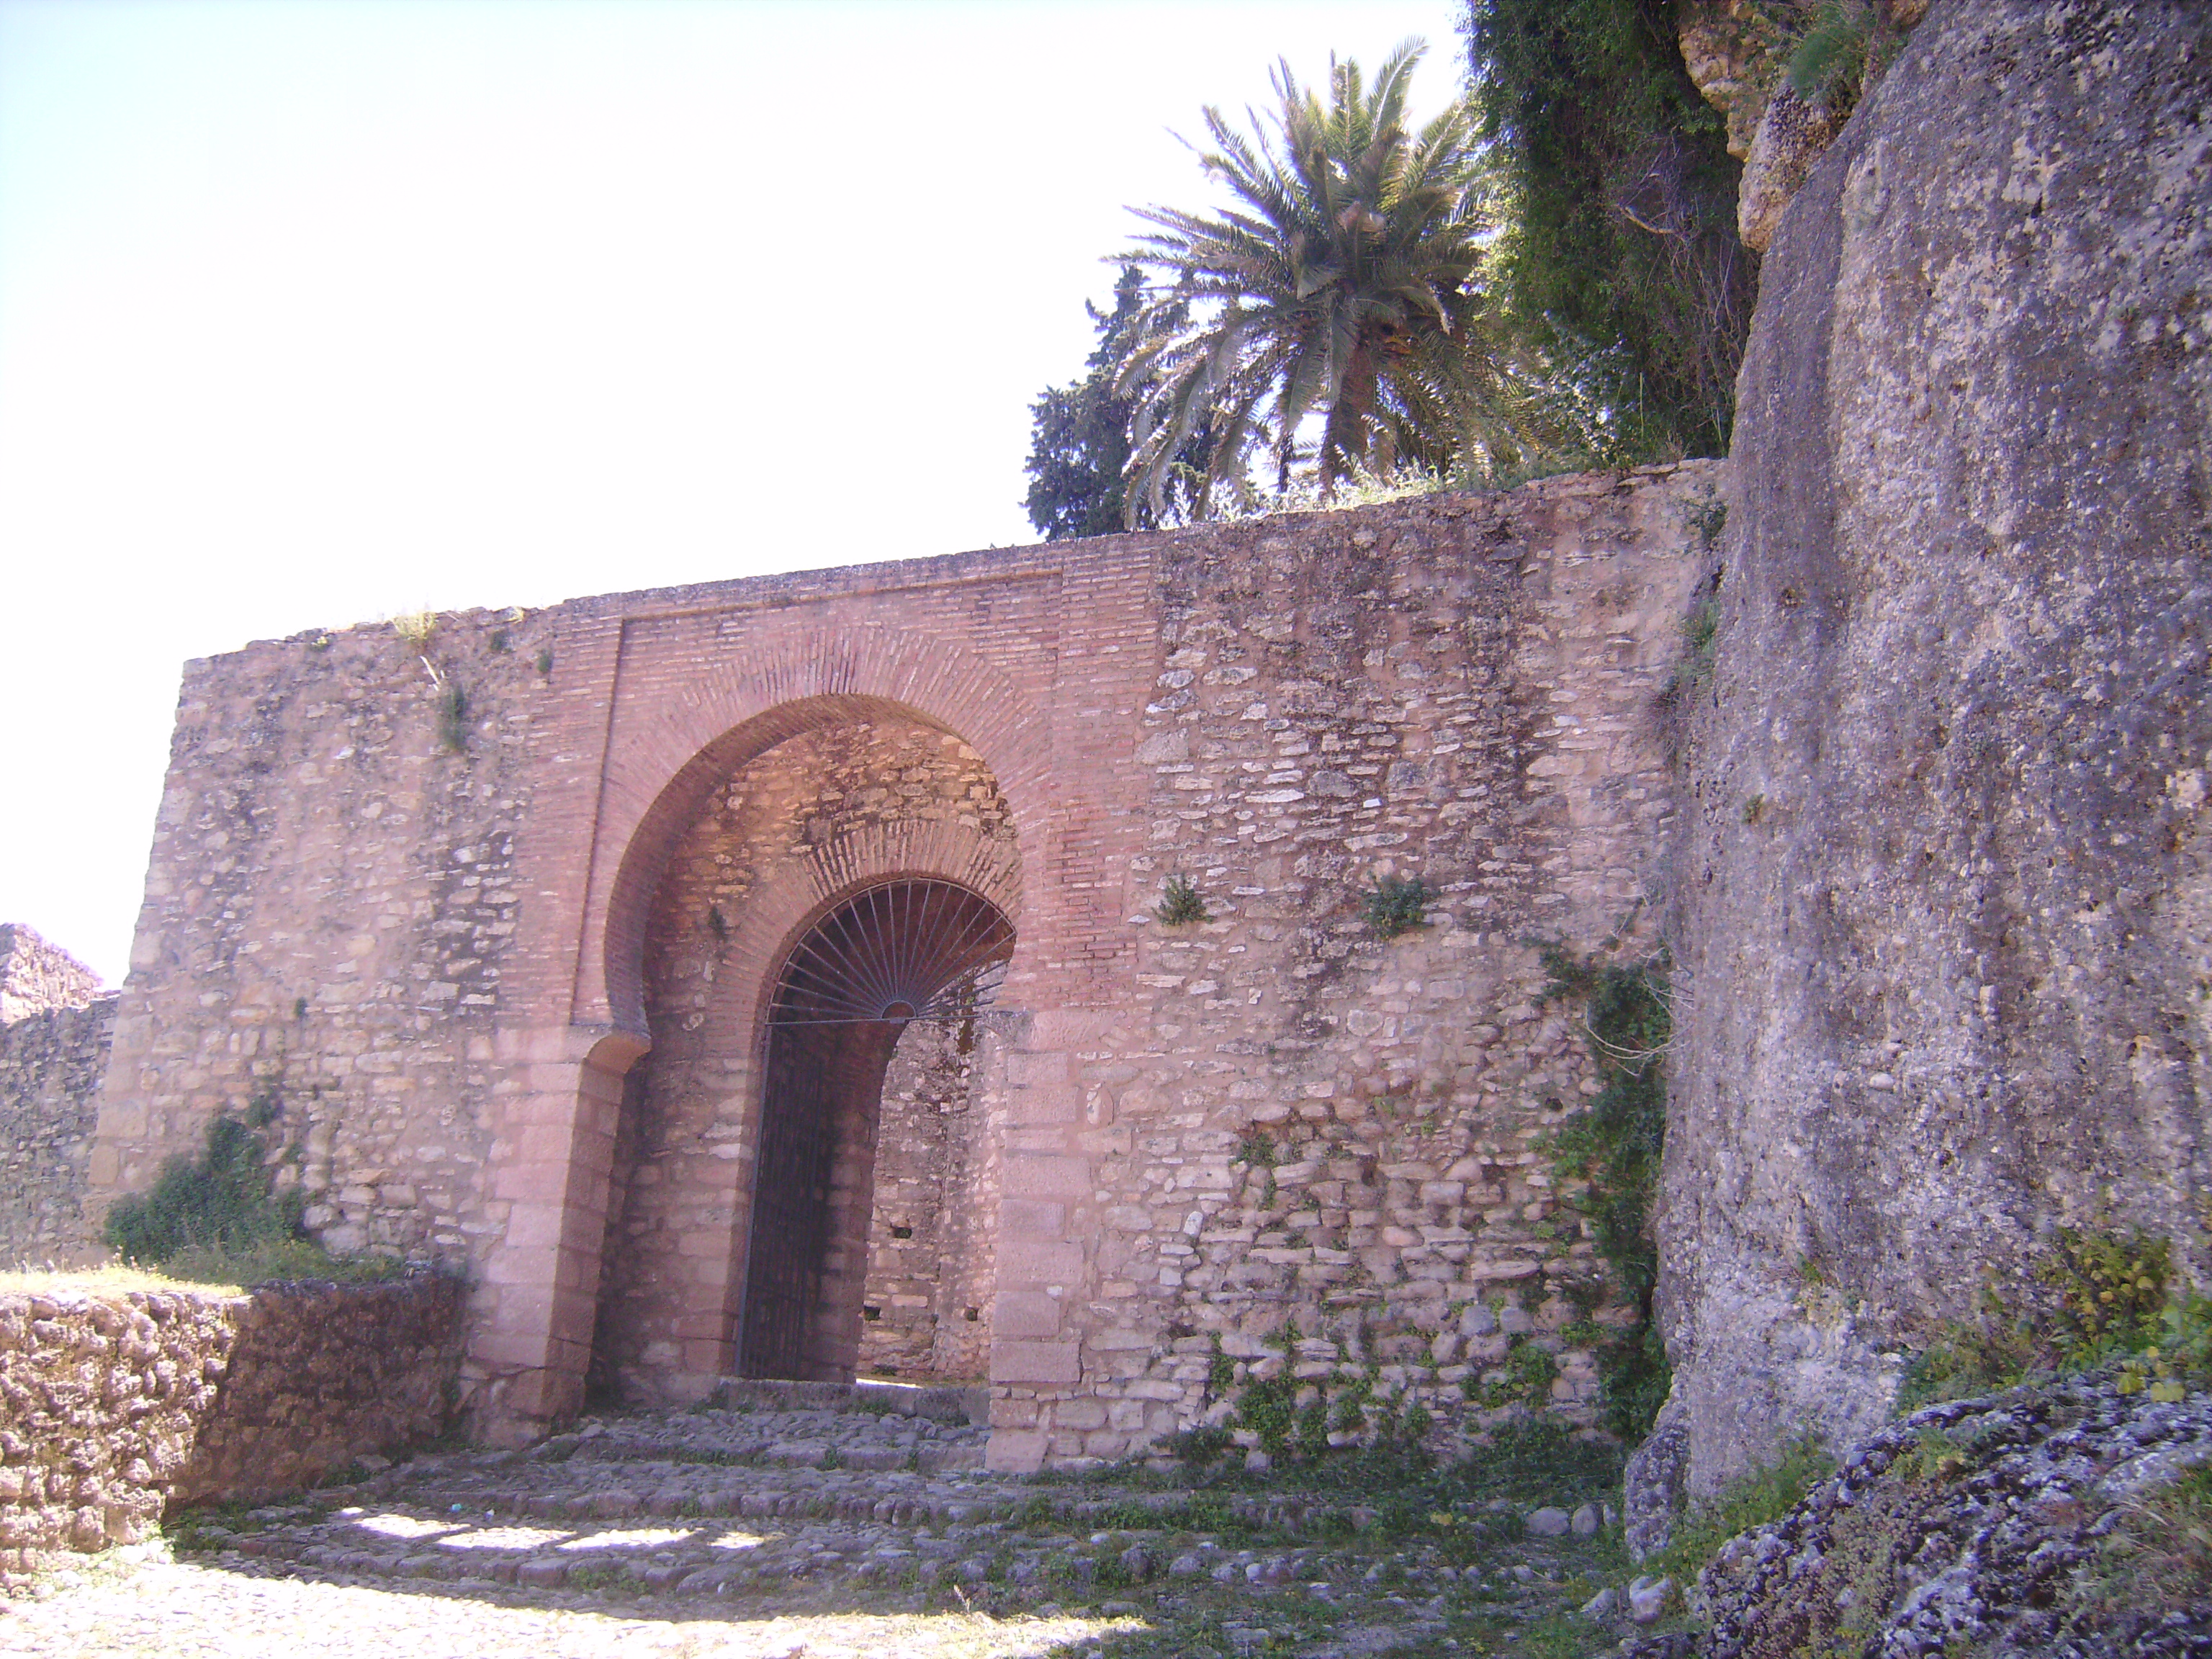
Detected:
[
  {"left": 104, "top": 1116, "right": 305, "bottom": 1264},
  {"left": 1156, "top": 873, "right": 1208, "bottom": 925},
  {"left": 1364, "top": 874, "right": 1435, "bottom": 938},
  {"left": 1233, "top": 1374, "right": 1298, "bottom": 1457},
  {"left": 436, "top": 682, "right": 468, "bottom": 752},
  {"left": 1539, "top": 941, "right": 1673, "bottom": 1439},
  {"left": 1895, "top": 1227, "right": 2198, "bottom": 1413}
]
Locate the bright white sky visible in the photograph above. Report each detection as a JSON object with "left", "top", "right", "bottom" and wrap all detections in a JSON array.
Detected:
[{"left": 0, "top": 0, "right": 1466, "bottom": 985}]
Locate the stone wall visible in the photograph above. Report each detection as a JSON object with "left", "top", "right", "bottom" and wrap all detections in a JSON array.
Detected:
[
  {"left": 983, "top": 466, "right": 1713, "bottom": 1466},
  {"left": 1656, "top": 0, "right": 2212, "bottom": 1505},
  {"left": 0, "top": 926, "right": 105, "bottom": 1026},
  {"left": 859, "top": 1018, "right": 993, "bottom": 1381},
  {"left": 0, "top": 925, "right": 113, "bottom": 1268},
  {"left": 93, "top": 461, "right": 1719, "bottom": 1455},
  {"left": 0, "top": 995, "right": 115, "bottom": 1269},
  {"left": 0, "top": 1274, "right": 462, "bottom": 1571},
  {"left": 168, "top": 1274, "right": 466, "bottom": 1504}
]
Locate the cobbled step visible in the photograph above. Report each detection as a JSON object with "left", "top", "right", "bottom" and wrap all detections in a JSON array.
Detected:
[
  {"left": 145, "top": 1396, "right": 1621, "bottom": 1659},
  {"left": 705, "top": 1375, "right": 989, "bottom": 1425}
]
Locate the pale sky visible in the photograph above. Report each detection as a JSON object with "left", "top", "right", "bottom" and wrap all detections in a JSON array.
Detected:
[{"left": 0, "top": 0, "right": 1468, "bottom": 986}]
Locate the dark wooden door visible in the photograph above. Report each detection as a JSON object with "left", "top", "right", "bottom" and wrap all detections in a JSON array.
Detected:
[{"left": 738, "top": 1033, "right": 836, "bottom": 1378}]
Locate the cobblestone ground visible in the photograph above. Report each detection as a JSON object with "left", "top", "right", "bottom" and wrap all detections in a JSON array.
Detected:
[{"left": 0, "top": 1383, "right": 1643, "bottom": 1658}]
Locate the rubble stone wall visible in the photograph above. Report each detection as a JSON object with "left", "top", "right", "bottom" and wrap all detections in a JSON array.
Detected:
[
  {"left": 860, "top": 1019, "right": 993, "bottom": 1381},
  {"left": 984, "top": 466, "right": 1714, "bottom": 1467},
  {"left": 0, "top": 1274, "right": 462, "bottom": 1570},
  {"left": 0, "top": 994, "right": 116, "bottom": 1268},
  {"left": 0, "top": 926, "right": 105, "bottom": 1027},
  {"left": 93, "top": 462, "right": 1718, "bottom": 1457}
]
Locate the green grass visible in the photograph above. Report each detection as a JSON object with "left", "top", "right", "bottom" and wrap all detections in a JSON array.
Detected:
[{"left": 1645, "top": 1435, "right": 1833, "bottom": 1589}]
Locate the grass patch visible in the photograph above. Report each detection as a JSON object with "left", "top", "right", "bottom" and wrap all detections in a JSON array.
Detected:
[
  {"left": 2063, "top": 1463, "right": 2212, "bottom": 1637},
  {"left": 1646, "top": 1436, "right": 1833, "bottom": 1588}
]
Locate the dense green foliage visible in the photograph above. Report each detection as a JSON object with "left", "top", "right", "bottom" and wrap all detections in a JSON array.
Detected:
[
  {"left": 1540, "top": 945, "right": 1673, "bottom": 1439},
  {"left": 1113, "top": 41, "right": 1513, "bottom": 522},
  {"left": 1895, "top": 1228, "right": 2206, "bottom": 1413},
  {"left": 105, "top": 1115, "right": 305, "bottom": 1264},
  {"left": 1024, "top": 267, "right": 1212, "bottom": 539},
  {"left": 1465, "top": 0, "right": 1754, "bottom": 461}
]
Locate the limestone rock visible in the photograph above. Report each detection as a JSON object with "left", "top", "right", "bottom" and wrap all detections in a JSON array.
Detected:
[
  {"left": 1524, "top": 1506, "right": 1571, "bottom": 1537},
  {"left": 1622, "top": 1403, "right": 1689, "bottom": 1561},
  {"left": 1627, "top": 1575, "right": 1673, "bottom": 1624},
  {"left": 1677, "top": 0, "right": 1799, "bottom": 159},
  {"left": 1665, "top": 0, "right": 2212, "bottom": 1501},
  {"left": 1699, "top": 1372, "right": 2212, "bottom": 1655},
  {"left": 1737, "top": 85, "right": 1843, "bottom": 252}
]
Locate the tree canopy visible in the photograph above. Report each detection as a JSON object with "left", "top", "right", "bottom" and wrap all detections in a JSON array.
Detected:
[
  {"left": 1112, "top": 40, "right": 1507, "bottom": 525},
  {"left": 1464, "top": 0, "right": 1754, "bottom": 459},
  {"left": 1022, "top": 267, "right": 1213, "bottom": 540}
]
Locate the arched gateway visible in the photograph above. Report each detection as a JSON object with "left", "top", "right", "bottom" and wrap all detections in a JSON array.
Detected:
[{"left": 575, "top": 703, "right": 1027, "bottom": 1410}]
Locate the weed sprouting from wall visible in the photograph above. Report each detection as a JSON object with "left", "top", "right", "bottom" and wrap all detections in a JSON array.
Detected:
[
  {"left": 534, "top": 648, "right": 554, "bottom": 676},
  {"left": 1687, "top": 494, "right": 1727, "bottom": 552},
  {"left": 1156, "top": 873, "right": 1208, "bottom": 925},
  {"left": 392, "top": 610, "right": 437, "bottom": 650},
  {"left": 436, "top": 683, "right": 468, "bottom": 752},
  {"left": 1895, "top": 1226, "right": 2197, "bottom": 1413},
  {"left": 1539, "top": 943, "right": 1673, "bottom": 1439},
  {"left": 1233, "top": 1127, "right": 1277, "bottom": 1169},
  {"left": 104, "top": 1116, "right": 305, "bottom": 1265},
  {"left": 1364, "top": 874, "right": 1434, "bottom": 939}
]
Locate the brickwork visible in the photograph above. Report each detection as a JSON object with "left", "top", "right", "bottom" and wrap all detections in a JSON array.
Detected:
[{"left": 89, "top": 464, "right": 1717, "bottom": 1459}]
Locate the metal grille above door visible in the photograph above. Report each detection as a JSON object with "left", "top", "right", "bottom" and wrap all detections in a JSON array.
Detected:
[{"left": 767, "top": 879, "right": 1015, "bottom": 1028}]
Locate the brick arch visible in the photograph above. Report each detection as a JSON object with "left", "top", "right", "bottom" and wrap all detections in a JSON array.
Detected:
[
  {"left": 592, "top": 817, "right": 1021, "bottom": 1403},
  {"left": 582, "top": 626, "right": 1050, "bottom": 1039},
  {"left": 711, "top": 819, "right": 1022, "bottom": 1052}
]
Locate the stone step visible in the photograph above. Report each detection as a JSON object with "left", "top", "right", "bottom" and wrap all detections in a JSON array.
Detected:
[{"left": 705, "top": 1375, "right": 989, "bottom": 1425}]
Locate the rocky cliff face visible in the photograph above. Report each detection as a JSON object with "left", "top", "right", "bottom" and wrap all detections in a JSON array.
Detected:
[{"left": 1657, "top": 0, "right": 2211, "bottom": 1506}]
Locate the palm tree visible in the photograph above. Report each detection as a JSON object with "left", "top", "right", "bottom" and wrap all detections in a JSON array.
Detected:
[{"left": 1115, "top": 40, "right": 1508, "bottom": 525}]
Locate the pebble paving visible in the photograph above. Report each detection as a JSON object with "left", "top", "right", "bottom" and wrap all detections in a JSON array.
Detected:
[{"left": 0, "top": 1382, "right": 1624, "bottom": 1658}]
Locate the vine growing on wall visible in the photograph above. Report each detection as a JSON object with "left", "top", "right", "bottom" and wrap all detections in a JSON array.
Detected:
[{"left": 1538, "top": 941, "right": 1673, "bottom": 1439}]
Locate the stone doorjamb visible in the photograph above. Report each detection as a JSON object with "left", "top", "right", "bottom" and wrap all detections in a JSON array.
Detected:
[{"left": 464, "top": 1023, "right": 645, "bottom": 1443}]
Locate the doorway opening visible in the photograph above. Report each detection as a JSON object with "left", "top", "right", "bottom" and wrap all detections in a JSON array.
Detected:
[{"left": 738, "top": 879, "right": 1013, "bottom": 1380}]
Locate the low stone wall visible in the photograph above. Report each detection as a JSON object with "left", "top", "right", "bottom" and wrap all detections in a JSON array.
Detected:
[
  {"left": 169, "top": 1274, "right": 467, "bottom": 1506},
  {"left": 0, "top": 1273, "right": 463, "bottom": 1570}
]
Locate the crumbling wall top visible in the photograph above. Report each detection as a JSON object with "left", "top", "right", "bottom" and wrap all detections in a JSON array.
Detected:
[{"left": 0, "top": 926, "right": 105, "bottom": 1027}]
